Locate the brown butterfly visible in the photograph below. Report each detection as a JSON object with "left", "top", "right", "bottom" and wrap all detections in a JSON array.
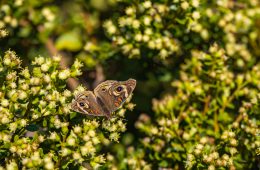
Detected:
[{"left": 70, "top": 79, "right": 136, "bottom": 118}]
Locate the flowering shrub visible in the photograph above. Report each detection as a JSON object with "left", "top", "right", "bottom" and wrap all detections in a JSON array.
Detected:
[
  {"left": 0, "top": 0, "right": 260, "bottom": 169},
  {"left": 0, "top": 0, "right": 117, "bottom": 67},
  {"left": 103, "top": 1, "right": 260, "bottom": 169},
  {"left": 105, "top": 0, "right": 260, "bottom": 63},
  {"left": 0, "top": 50, "right": 132, "bottom": 169},
  {"left": 135, "top": 44, "right": 260, "bottom": 169}
]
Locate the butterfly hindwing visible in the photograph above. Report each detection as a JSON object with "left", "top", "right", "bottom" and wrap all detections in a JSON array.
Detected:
[{"left": 71, "top": 91, "right": 106, "bottom": 116}]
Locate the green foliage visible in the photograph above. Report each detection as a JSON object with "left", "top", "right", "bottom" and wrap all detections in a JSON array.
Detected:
[
  {"left": 0, "top": 0, "right": 116, "bottom": 65},
  {"left": 0, "top": 0, "right": 260, "bottom": 169},
  {"left": 106, "top": 0, "right": 260, "bottom": 65},
  {"left": 0, "top": 51, "right": 132, "bottom": 169},
  {"left": 136, "top": 44, "right": 260, "bottom": 169}
]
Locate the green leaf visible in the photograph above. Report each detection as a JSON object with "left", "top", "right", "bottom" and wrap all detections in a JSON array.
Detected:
[
  {"left": 26, "top": 124, "right": 39, "bottom": 131},
  {"left": 14, "top": 135, "right": 20, "bottom": 142},
  {"left": 159, "top": 160, "right": 168, "bottom": 167},
  {"left": 55, "top": 31, "right": 83, "bottom": 51},
  {"left": 173, "top": 152, "right": 181, "bottom": 161},
  {"left": 176, "top": 18, "right": 186, "bottom": 25},
  {"left": 43, "top": 118, "right": 47, "bottom": 127},
  {"left": 70, "top": 112, "right": 77, "bottom": 119},
  {"left": 62, "top": 159, "right": 73, "bottom": 169}
]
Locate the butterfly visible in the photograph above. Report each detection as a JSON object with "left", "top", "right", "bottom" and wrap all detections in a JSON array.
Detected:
[{"left": 70, "top": 79, "right": 136, "bottom": 118}]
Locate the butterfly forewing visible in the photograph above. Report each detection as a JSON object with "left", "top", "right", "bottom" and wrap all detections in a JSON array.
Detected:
[{"left": 94, "top": 79, "right": 137, "bottom": 113}]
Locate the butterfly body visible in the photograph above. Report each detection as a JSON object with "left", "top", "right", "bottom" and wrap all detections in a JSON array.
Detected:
[{"left": 71, "top": 79, "right": 136, "bottom": 118}]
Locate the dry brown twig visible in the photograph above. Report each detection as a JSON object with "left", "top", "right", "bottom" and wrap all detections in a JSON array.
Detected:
[{"left": 45, "top": 38, "right": 80, "bottom": 90}]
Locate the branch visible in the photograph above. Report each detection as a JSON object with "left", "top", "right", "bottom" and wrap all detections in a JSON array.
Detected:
[
  {"left": 93, "top": 64, "right": 105, "bottom": 87},
  {"left": 45, "top": 38, "right": 79, "bottom": 90}
]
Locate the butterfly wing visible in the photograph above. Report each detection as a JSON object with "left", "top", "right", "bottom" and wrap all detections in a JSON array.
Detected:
[
  {"left": 70, "top": 91, "right": 106, "bottom": 116},
  {"left": 94, "top": 79, "right": 136, "bottom": 114}
]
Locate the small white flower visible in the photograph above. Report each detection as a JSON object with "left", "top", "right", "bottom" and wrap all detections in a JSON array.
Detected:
[
  {"left": 1, "top": 99, "right": 9, "bottom": 107},
  {"left": 230, "top": 139, "right": 237, "bottom": 146},
  {"left": 49, "top": 132, "right": 58, "bottom": 140},
  {"left": 208, "top": 165, "right": 215, "bottom": 170},
  {"left": 132, "top": 20, "right": 140, "bottom": 29},
  {"left": 58, "top": 69, "right": 70, "bottom": 80},
  {"left": 88, "top": 130, "right": 96, "bottom": 137},
  {"left": 73, "top": 152, "right": 81, "bottom": 160},
  {"left": 148, "top": 41, "right": 156, "bottom": 49},
  {"left": 18, "top": 91, "right": 27, "bottom": 100},
  {"left": 30, "top": 77, "right": 41, "bottom": 85},
  {"left": 212, "top": 152, "right": 219, "bottom": 159},
  {"left": 159, "top": 49, "right": 168, "bottom": 59},
  {"left": 92, "top": 137, "right": 100, "bottom": 145},
  {"left": 10, "top": 19, "right": 18, "bottom": 27},
  {"left": 196, "top": 144, "right": 204, "bottom": 150},
  {"left": 200, "top": 137, "right": 208, "bottom": 144},
  {"left": 143, "top": 1, "right": 152, "bottom": 8},
  {"left": 6, "top": 161, "right": 18, "bottom": 170},
  {"left": 222, "top": 154, "right": 229, "bottom": 161},
  {"left": 67, "top": 136, "right": 76, "bottom": 146},
  {"left": 143, "top": 16, "right": 151, "bottom": 25},
  {"left": 41, "top": 64, "right": 50, "bottom": 72},
  {"left": 229, "top": 147, "right": 237, "bottom": 155},
  {"left": 228, "top": 131, "right": 235, "bottom": 138},
  {"left": 181, "top": 2, "right": 189, "bottom": 10},
  {"left": 35, "top": 57, "right": 45, "bottom": 65},
  {"left": 44, "top": 162, "right": 54, "bottom": 170},
  {"left": 38, "top": 135, "right": 45, "bottom": 142},
  {"left": 61, "top": 148, "right": 71, "bottom": 156},
  {"left": 125, "top": 7, "right": 135, "bottom": 15},
  {"left": 131, "top": 48, "right": 140, "bottom": 56},
  {"left": 142, "top": 35, "right": 150, "bottom": 42},
  {"left": 192, "top": 11, "right": 201, "bottom": 20},
  {"left": 104, "top": 21, "right": 117, "bottom": 34},
  {"left": 134, "top": 34, "right": 142, "bottom": 42},
  {"left": 83, "top": 135, "right": 90, "bottom": 141},
  {"left": 43, "top": 74, "right": 51, "bottom": 83},
  {"left": 3, "top": 57, "right": 11, "bottom": 66},
  {"left": 20, "top": 83, "right": 29, "bottom": 90},
  {"left": 1, "top": 116, "right": 10, "bottom": 124},
  {"left": 9, "top": 122, "right": 18, "bottom": 132},
  {"left": 10, "top": 146, "right": 17, "bottom": 153},
  {"left": 63, "top": 89, "right": 72, "bottom": 97},
  {"left": 14, "top": 0, "right": 23, "bottom": 6},
  {"left": 4, "top": 16, "right": 12, "bottom": 23},
  {"left": 20, "top": 119, "right": 27, "bottom": 127},
  {"left": 73, "top": 59, "right": 83, "bottom": 68},
  {"left": 74, "top": 126, "right": 82, "bottom": 134},
  {"left": 191, "top": 0, "right": 200, "bottom": 7},
  {"left": 2, "top": 134, "right": 11, "bottom": 142}
]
